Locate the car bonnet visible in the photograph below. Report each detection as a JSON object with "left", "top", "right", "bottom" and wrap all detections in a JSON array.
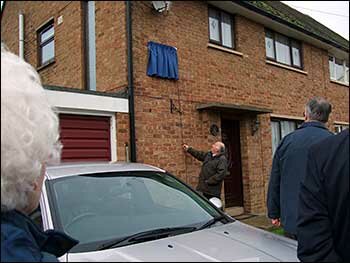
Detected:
[{"left": 63, "top": 221, "right": 298, "bottom": 262}]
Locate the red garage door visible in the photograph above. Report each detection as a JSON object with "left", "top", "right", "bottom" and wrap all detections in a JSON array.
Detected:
[{"left": 59, "top": 114, "right": 111, "bottom": 162}]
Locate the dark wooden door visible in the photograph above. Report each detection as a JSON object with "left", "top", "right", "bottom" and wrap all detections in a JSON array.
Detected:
[{"left": 221, "top": 119, "right": 243, "bottom": 207}]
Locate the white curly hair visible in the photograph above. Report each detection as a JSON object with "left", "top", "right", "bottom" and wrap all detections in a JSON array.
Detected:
[{"left": 1, "top": 43, "right": 61, "bottom": 212}]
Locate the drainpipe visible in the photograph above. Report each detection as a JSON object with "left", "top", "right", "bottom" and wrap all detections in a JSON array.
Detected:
[
  {"left": 19, "top": 12, "right": 24, "bottom": 59},
  {"left": 126, "top": 1, "right": 136, "bottom": 162}
]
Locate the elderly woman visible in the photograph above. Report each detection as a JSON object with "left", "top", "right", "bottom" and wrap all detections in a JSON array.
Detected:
[{"left": 1, "top": 44, "right": 78, "bottom": 261}]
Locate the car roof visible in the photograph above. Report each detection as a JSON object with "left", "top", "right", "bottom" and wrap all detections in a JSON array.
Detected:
[{"left": 45, "top": 162, "right": 166, "bottom": 180}]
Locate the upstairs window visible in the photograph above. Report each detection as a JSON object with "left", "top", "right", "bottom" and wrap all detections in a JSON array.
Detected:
[
  {"left": 38, "top": 20, "right": 55, "bottom": 67},
  {"left": 265, "top": 29, "right": 302, "bottom": 69},
  {"left": 329, "top": 56, "right": 349, "bottom": 85},
  {"left": 208, "top": 7, "right": 234, "bottom": 49}
]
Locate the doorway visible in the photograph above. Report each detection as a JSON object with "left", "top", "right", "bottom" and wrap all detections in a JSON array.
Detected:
[{"left": 221, "top": 119, "right": 243, "bottom": 207}]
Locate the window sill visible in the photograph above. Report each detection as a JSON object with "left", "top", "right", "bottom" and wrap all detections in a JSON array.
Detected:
[
  {"left": 266, "top": 60, "right": 308, "bottom": 75},
  {"left": 334, "top": 121, "right": 349, "bottom": 125},
  {"left": 37, "top": 59, "right": 55, "bottom": 71},
  {"left": 270, "top": 113, "right": 304, "bottom": 121},
  {"left": 207, "top": 43, "right": 243, "bottom": 57},
  {"left": 330, "top": 80, "right": 349, "bottom": 87}
]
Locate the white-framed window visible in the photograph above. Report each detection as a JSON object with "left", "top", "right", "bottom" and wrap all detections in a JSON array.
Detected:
[
  {"left": 334, "top": 124, "right": 349, "bottom": 134},
  {"left": 208, "top": 6, "right": 234, "bottom": 49},
  {"left": 265, "top": 29, "right": 303, "bottom": 69},
  {"left": 329, "top": 56, "right": 349, "bottom": 85},
  {"left": 37, "top": 20, "right": 55, "bottom": 66},
  {"left": 271, "top": 119, "right": 303, "bottom": 155}
]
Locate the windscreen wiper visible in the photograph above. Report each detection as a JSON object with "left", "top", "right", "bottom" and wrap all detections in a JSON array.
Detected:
[
  {"left": 98, "top": 226, "right": 196, "bottom": 250},
  {"left": 197, "top": 215, "right": 227, "bottom": 230}
]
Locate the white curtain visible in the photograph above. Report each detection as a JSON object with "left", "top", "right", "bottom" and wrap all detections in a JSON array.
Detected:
[
  {"left": 271, "top": 121, "right": 281, "bottom": 156},
  {"left": 221, "top": 12, "right": 232, "bottom": 48},
  {"left": 281, "top": 121, "right": 296, "bottom": 139},
  {"left": 275, "top": 34, "right": 291, "bottom": 65}
]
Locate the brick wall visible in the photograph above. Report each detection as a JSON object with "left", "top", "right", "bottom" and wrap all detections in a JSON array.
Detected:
[
  {"left": 2, "top": 1, "right": 348, "bottom": 213},
  {"left": 131, "top": 1, "right": 349, "bottom": 213}
]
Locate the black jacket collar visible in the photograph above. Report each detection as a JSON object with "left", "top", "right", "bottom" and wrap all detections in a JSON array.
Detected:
[
  {"left": 1, "top": 209, "right": 78, "bottom": 257},
  {"left": 299, "top": 121, "right": 328, "bottom": 130}
]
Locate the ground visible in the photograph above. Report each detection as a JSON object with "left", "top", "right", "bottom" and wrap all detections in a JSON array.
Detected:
[{"left": 225, "top": 208, "right": 284, "bottom": 236}]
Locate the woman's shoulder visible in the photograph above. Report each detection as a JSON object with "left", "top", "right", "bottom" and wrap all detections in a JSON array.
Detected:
[{"left": 1, "top": 220, "right": 42, "bottom": 262}]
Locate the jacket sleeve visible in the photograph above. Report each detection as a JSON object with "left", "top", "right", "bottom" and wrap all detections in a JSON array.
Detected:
[
  {"left": 267, "top": 150, "right": 281, "bottom": 219},
  {"left": 206, "top": 157, "right": 228, "bottom": 185},
  {"left": 187, "top": 147, "right": 207, "bottom": 162},
  {"left": 297, "top": 151, "right": 340, "bottom": 262}
]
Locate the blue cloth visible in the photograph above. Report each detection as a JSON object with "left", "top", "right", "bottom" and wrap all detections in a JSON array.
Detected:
[
  {"left": 147, "top": 41, "right": 179, "bottom": 80},
  {"left": 1, "top": 210, "right": 78, "bottom": 262},
  {"left": 267, "top": 121, "right": 333, "bottom": 235}
]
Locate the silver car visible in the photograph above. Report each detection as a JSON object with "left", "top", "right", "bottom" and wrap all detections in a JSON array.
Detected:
[{"left": 34, "top": 162, "right": 298, "bottom": 262}]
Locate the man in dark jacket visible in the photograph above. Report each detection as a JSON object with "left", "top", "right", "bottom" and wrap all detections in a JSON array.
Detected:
[
  {"left": 267, "top": 97, "right": 333, "bottom": 239},
  {"left": 183, "top": 141, "right": 228, "bottom": 200},
  {"left": 297, "top": 129, "right": 349, "bottom": 262}
]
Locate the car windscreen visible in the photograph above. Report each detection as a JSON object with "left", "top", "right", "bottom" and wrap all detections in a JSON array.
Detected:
[{"left": 46, "top": 171, "right": 224, "bottom": 252}]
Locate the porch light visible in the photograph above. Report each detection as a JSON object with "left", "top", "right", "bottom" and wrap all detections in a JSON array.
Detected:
[{"left": 251, "top": 118, "right": 260, "bottom": 136}]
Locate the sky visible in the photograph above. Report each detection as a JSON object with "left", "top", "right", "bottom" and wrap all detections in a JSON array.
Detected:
[
  {"left": 1, "top": 1, "right": 349, "bottom": 40},
  {"left": 282, "top": 1, "right": 349, "bottom": 40}
]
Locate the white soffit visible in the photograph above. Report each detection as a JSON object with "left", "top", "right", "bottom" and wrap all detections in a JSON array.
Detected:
[{"left": 45, "top": 89, "right": 129, "bottom": 113}]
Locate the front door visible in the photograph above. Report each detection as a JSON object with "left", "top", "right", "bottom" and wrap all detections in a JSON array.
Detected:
[{"left": 221, "top": 119, "right": 243, "bottom": 207}]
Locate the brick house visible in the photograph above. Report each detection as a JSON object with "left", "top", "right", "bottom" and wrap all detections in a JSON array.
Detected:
[{"left": 1, "top": 1, "right": 349, "bottom": 213}]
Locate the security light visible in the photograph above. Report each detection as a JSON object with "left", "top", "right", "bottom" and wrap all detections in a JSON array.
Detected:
[{"left": 151, "top": 1, "right": 171, "bottom": 13}]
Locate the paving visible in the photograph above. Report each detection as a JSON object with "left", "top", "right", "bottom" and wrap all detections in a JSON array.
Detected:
[{"left": 224, "top": 207, "right": 272, "bottom": 231}]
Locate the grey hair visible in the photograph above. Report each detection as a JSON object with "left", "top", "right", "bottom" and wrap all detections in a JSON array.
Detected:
[
  {"left": 1, "top": 43, "right": 61, "bottom": 212},
  {"left": 305, "top": 97, "right": 332, "bottom": 123}
]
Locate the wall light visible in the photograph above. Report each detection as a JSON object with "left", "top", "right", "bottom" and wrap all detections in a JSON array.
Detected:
[
  {"left": 251, "top": 118, "right": 260, "bottom": 136},
  {"left": 151, "top": 1, "right": 171, "bottom": 13}
]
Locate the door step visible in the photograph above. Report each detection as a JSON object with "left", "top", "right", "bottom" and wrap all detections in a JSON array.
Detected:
[{"left": 224, "top": 206, "right": 244, "bottom": 217}]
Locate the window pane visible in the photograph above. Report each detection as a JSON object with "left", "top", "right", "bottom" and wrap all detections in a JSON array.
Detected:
[
  {"left": 335, "top": 58, "right": 345, "bottom": 82},
  {"left": 41, "top": 41, "right": 54, "bottom": 64},
  {"left": 280, "top": 120, "right": 296, "bottom": 138},
  {"left": 209, "top": 9, "right": 220, "bottom": 42},
  {"left": 41, "top": 26, "right": 54, "bottom": 43},
  {"left": 265, "top": 31, "right": 275, "bottom": 59},
  {"left": 346, "top": 61, "right": 349, "bottom": 83},
  {"left": 291, "top": 41, "right": 301, "bottom": 67},
  {"left": 329, "top": 56, "right": 335, "bottom": 79},
  {"left": 275, "top": 34, "right": 291, "bottom": 65},
  {"left": 221, "top": 12, "right": 232, "bottom": 48},
  {"left": 271, "top": 121, "right": 281, "bottom": 156}
]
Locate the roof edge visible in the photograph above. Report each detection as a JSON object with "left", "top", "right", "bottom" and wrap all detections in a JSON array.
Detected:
[
  {"left": 44, "top": 85, "right": 128, "bottom": 99},
  {"left": 234, "top": 1, "right": 349, "bottom": 53}
]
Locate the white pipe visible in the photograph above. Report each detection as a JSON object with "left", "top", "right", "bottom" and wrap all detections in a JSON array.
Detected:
[{"left": 19, "top": 13, "right": 24, "bottom": 59}]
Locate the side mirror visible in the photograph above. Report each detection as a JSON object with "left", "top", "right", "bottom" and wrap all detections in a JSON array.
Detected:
[{"left": 209, "top": 197, "right": 223, "bottom": 210}]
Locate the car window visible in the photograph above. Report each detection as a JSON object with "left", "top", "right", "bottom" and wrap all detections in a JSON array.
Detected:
[{"left": 47, "top": 171, "right": 223, "bottom": 252}]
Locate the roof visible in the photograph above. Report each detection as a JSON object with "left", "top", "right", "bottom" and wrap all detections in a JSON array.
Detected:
[
  {"left": 44, "top": 85, "right": 128, "bottom": 99},
  {"left": 235, "top": 1, "right": 349, "bottom": 52},
  {"left": 196, "top": 103, "right": 273, "bottom": 115},
  {"left": 45, "top": 162, "right": 165, "bottom": 180}
]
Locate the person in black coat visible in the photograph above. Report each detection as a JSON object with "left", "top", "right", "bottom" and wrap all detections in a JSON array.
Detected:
[
  {"left": 297, "top": 129, "right": 349, "bottom": 262},
  {"left": 267, "top": 97, "right": 333, "bottom": 239},
  {"left": 183, "top": 142, "right": 228, "bottom": 200}
]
